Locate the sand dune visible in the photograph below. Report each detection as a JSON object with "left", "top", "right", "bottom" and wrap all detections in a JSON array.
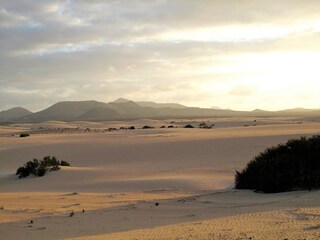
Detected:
[
  {"left": 1, "top": 190, "right": 320, "bottom": 239},
  {"left": 1, "top": 118, "right": 320, "bottom": 239}
]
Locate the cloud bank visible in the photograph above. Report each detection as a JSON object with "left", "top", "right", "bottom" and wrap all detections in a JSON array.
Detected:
[{"left": 1, "top": 0, "right": 320, "bottom": 111}]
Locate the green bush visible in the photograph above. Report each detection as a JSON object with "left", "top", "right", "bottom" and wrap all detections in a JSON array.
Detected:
[
  {"left": 41, "top": 156, "right": 60, "bottom": 167},
  {"left": 16, "top": 156, "right": 70, "bottom": 178},
  {"left": 235, "top": 135, "right": 320, "bottom": 193}
]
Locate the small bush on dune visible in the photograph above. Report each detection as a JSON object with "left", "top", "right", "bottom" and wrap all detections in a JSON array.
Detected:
[
  {"left": 16, "top": 156, "right": 71, "bottom": 178},
  {"left": 49, "top": 165, "right": 61, "bottom": 172},
  {"left": 16, "top": 159, "right": 39, "bottom": 178},
  {"left": 41, "top": 156, "right": 60, "bottom": 167},
  {"left": 199, "top": 122, "right": 214, "bottom": 129},
  {"left": 235, "top": 135, "right": 320, "bottom": 193},
  {"left": 60, "top": 160, "right": 70, "bottom": 166},
  {"left": 20, "top": 133, "right": 30, "bottom": 138},
  {"left": 142, "top": 125, "right": 154, "bottom": 129},
  {"left": 184, "top": 124, "right": 194, "bottom": 128},
  {"left": 37, "top": 167, "right": 47, "bottom": 177}
]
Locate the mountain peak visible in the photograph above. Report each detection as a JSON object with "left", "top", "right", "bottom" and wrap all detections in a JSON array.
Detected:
[
  {"left": 137, "top": 101, "right": 186, "bottom": 109},
  {"left": 0, "top": 107, "right": 32, "bottom": 120},
  {"left": 211, "top": 106, "right": 222, "bottom": 110},
  {"left": 252, "top": 108, "right": 268, "bottom": 112},
  {"left": 113, "top": 98, "right": 131, "bottom": 103}
]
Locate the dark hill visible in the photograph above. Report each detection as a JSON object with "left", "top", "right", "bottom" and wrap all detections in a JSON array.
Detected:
[
  {"left": 77, "top": 107, "right": 121, "bottom": 121},
  {"left": 0, "top": 107, "right": 32, "bottom": 121},
  {"left": 22, "top": 101, "right": 108, "bottom": 122},
  {"left": 113, "top": 97, "right": 131, "bottom": 103},
  {"left": 137, "top": 101, "right": 186, "bottom": 109},
  {"left": 6, "top": 99, "right": 320, "bottom": 122}
]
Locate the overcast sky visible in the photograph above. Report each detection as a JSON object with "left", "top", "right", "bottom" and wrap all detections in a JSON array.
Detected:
[{"left": 1, "top": 0, "right": 320, "bottom": 111}]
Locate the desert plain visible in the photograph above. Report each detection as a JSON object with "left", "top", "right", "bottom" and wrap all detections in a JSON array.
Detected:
[{"left": 1, "top": 117, "right": 320, "bottom": 240}]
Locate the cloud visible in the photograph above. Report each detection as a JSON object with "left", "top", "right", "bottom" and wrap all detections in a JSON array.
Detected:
[
  {"left": 229, "top": 85, "right": 256, "bottom": 96},
  {"left": 1, "top": 0, "right": 320, "bottom": 111},
  {"left": 0, "top": 8, "right": 28, "bottom": 28}
]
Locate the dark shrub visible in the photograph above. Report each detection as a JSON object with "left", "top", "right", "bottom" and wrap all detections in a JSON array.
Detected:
[
  {"left": 168, "top": 125, "right": 174, "bottom": 128},
  {"left": 142, "top": 125, "right": 154, "bottom": 129},
  {"left": 49, "top": 165, "right": 61, "bottom": 172},
  {"left": 199, "top": 122, "right": 214, "bottom": 129},
  {"left": 60, "top": 160, "right": 70, "bottom": 166},
  {"left": 16, "top": 159, "right": 40, "bottom": 178},
  {"left": 42, "top": 156, "right": 60, "bottom": 167},
  {"left": 20, "top": 133, "right": 30, "bottom": 138},
  {"left": 128, "top": 126, "right": 135, "bottom": 130},
  {"left": 16, "top": 156, "right": 70, "bottom": 178},
  {"left": 16, "top": 166, "right": 30, "bottom": 178},
  {"left": 37, "top": 167, "right": 47, "bottom": 177},
  {"left": 235, "top": 135, "right": 320, "bottom": 193},
  {"left": 184, "top": 124, "right": 194, "bottom": 128},
  {"left": 160, "top": 126, "right": 166, "bottom": 128},
  {"left": 107, "top": 128, "right": 117, "bottom": 132}
]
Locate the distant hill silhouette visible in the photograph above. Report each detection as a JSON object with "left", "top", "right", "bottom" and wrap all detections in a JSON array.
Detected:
[
  {"left": 137, "top": 101, "right": 186, "bottom": 109},
  {"left": 1, "top": 99, "right": 320, "bottom": 123},
  {"left": 113, "top": 97, "right": 131, "bottom": 103},
  {"left": 0, "top": 107, "right": 32, "bottom": 121},
  {"left": 210, "top": 106, "right": 222, "bottom": 110},
  {"left": 77, "top": 107, "right": 121, "bottom": 121},
  {"left": 20, "top": 101, "right": 108, "bottom": 122}
]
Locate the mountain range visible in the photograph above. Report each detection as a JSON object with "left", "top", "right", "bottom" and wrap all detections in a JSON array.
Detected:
[{"left": 1, "top": 98, "right": 320, "bottom": 123}]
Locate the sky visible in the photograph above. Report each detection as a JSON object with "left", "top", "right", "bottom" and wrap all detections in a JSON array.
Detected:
[{"left": 1, "top": 0, "right": 320, "bottom": 111}]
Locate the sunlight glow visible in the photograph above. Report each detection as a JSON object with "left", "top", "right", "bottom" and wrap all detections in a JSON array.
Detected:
[
  {"left": 222, "top": 51, "right": 320, "bottom": 89},
  {"left": 160, "top": 21, "right": 320, "bottom": 42},
  {"left": 187, "top": 50, "right": 320, "bottom": 110}
]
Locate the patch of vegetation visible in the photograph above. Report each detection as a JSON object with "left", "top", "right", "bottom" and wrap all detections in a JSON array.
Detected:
[
  {"left": 128, "top": 126, "right": 135, "bottom": 130},
  {"left": 16, "top": 156, "right": 71, "bottom": 179},
  {"left": 106, "top": 127, "right": 118, "bottom": 132},
  {"left": 60, "top": 160, "right": 70, "bottom": 166},
  {"left": 20, "top": 133, "right": 30, "bottom": 138},
  {"left": 142, "top": 125, "right": 154, "bottom": 129},
  {"left": 235, "top": 135, "right": 320, "bottom": 193},
  {"left": 199, "top": 122, "right": 214, "bottom": 129},
  {"left": 184, "top": 124, "right": 194, "bottom": 128}
]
